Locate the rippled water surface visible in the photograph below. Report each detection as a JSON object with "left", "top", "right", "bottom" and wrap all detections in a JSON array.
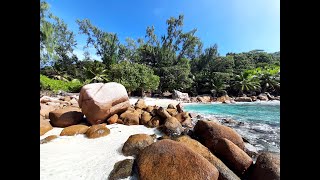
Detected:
[{"left": 184, "top": 101, "right": 280, "bottom": 152}]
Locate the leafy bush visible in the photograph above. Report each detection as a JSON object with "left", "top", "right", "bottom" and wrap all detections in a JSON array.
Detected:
[{"left": 40, "top": 74, "right": 83, "bottom": 93}]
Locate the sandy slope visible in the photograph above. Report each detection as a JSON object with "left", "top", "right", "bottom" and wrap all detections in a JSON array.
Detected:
[{"left": 40, "top": 124, "right": 163, "bottom": 180}]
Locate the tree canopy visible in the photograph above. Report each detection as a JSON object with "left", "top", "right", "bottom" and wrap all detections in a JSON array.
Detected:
[{"left": 40, "top": 0, "right": 280, "bottom": 97}]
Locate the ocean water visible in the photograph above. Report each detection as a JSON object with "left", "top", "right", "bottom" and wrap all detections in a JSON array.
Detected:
[{"left": 184, "top": 101, "right": 280, "bottom": 153}]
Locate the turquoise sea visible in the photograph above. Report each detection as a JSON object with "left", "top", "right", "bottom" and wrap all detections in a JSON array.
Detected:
[{"left": 184, "top": 101, "right": 280, "bottom": 153}]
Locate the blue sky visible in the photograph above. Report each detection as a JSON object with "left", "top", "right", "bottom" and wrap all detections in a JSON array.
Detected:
[{"left": 47, "top": 0, "right": 280, "bottom": 60}]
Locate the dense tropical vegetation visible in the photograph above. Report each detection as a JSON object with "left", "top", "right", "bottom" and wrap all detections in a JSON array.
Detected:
[{"left": 40, "top": 0, "right": 280, "bottom": 96}]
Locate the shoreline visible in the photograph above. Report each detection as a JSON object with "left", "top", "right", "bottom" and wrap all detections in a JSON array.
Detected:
[{"left": 41, "top": 95, "right": 280, "bottom": 179}]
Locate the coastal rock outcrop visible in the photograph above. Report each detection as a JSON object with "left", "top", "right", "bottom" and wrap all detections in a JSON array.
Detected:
[
  {"left": 141, "top": 111, "right": 152, "bottom": 125},
  {"left": 174, "top": 135, "right": 241, "bottom": 180},
  {"left": 122, "top": 134, "right": 154, "bottom": 156},
  {"left": 211, "top": 138, "right": 253, "bottom": 177},
  {"left": 234, "top": 97, "right": 253, "bottom": 102},
  {"left": 163, "top": 117, "right": 183, "bottom": 136},
  {"left": 197, "top": 95, "right": 212, "bottom": 103},
  {"left": 120, "top": 110, "right": 140, "bottom": 125},
  {"left": 258, "top": 93, "right": 269, "bottom": 101},
  {"left": 172, "top": 90, "right": 190, "bottom": 101},
  {"left": 137, "top": 139, "right": 219, "bottom": 180},
  {"left": 248, "top": 152, "right": 280, "bottom": 180},
  {"left": 217, "top": 95, "right": 231, "bottom": 103},
  {"left": 135, "top": 99, "right": 147, "bottom": 110},
  {"left": 49, "top": 107, "right": 84, "bottom": 127},
  {"left": 78, "top": 82, "right": 130, "bottom": 125},
  {"left": 194, "top": 120, "right": 245, "bottom": 150}
]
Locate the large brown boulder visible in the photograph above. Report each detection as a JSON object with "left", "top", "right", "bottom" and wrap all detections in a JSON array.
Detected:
[
  {"left": 137, "top": 139, "right": 219, "bottom": 180},
  {"left": 248, "top": 152, "right": 280, "bottom": 180},
  {"left": 175, "top": 136, "right": 240, "bottom": 180},
  {"left": 194, "top": 120, "right": 245, "bottom": 150},
  {"left": 49, "top": 107, "right": 84, "bottom": 127},
  {"left": 78, "top": 82, "right": 130, "bottom": 125},
  {"left": 85, "top": 124, "right": 110, "bottom": 139},
  {"left": 40, "top": 119, "right": 53, "bottom": 136},
  {"left": 135, "top": 99, "right": 147, "bottom": 109},
  {"left": 212, "top": 138, "right": 253, "bottom": 177},
  {"left": 163, "top": 117, "right": 183, "bottom": 136},
  {"left": 122, "top": 134, "right": 154, "bottom": 156},
  {"left": 60, "top": 125, "right": 89, "bottom": 136}
]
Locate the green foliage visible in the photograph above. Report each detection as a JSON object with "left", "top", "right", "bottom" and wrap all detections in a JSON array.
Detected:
[
  {"left": 40, "top": 0, "right": 77, "bottom": 65},
  {"left": 231, "top": 72, "right": 260, "bottom": 95},
  {"left": 109, "top": 61, "right": 159, "bottom": 92},
  {"left": 40, "top": 75, "right": 83, "bottom": 93},
  {"left": 77, "top": 19, "right": 120, "bottom": 68},
  {"left": 40, "top": 2, "right": 280, "bottom": 96},
  {"left": 83, "top": 60, "right": 109, "bottom": 83}
]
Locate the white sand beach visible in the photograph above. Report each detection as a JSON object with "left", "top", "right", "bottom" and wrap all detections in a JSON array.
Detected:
[
  {"left": 40, "top": 124, "right": 163, "bottom": 180},
  {"left": 129, "top": 97, "right": 180, "bottom": 107},
  {"left": 40, "top": 98, "right": 176, "bottom": 180}
]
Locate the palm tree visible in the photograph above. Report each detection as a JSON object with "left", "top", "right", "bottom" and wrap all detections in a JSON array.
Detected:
[
  {"left": 83, "top": 61, "right": 109, "bottom": 83},
  {"left": 232, "top": 73, "right": 260, "bottom": 95},
  {"left": 212, "top": 78, "right": 229, "bottom": 97},
  {"left": 258, "top": 70, "right": 280, "bottom": 93}
]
